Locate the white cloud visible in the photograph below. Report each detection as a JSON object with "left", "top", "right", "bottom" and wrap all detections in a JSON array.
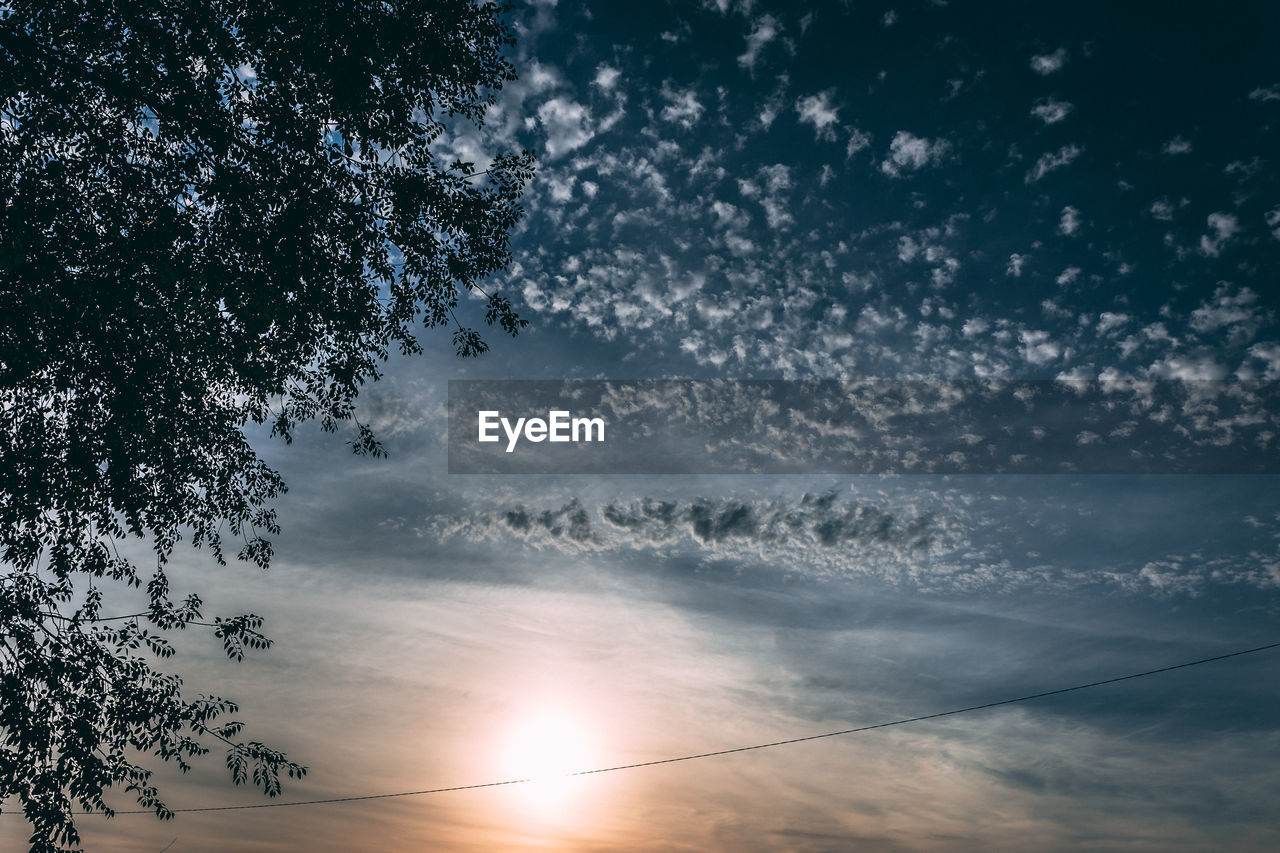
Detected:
[
  {"left": 845, "top": 128, "right": 872, "bottom": 159},
  {"left": 756, "top": 88, "right": 785, "bottom": 130},
  {"left": 1189, "top": 285, "right": 1264, "bottom": 342},
  {"left": 1026, "top": 144, "right": 1082, "bottom": 183},
  {"left": 1019, "top": 329, "right": 1061, "bottom": 365},
  {"left": 1097, "top": 312, "right": 1130, "bottom": 334},
  {"left": 1246, "top": 343, "right": 1280, "bottom": 380},
  {"left": 710, "top": 200, "right": 746, "bottom": 229},
  {"left": 593, "top": 64, "right": 621, "bottom": 92},
  {"left": 759, "top": 163, "right": 792, "bottom": 194},
  {"left": 738, "top": 14, "right": 780, "bottom": 70},
  {"left": 1248, "top": 84, "right": 1280, "bottom": 102},
  {"left": 795, "top": 91, "right": 839, "bottom": 141},
  {"left": 1059, "top": 205, "right": 1081, "bottom": 235},
  {"left": 1146, "top": 355, "right": 1228, "bottom": 381},
  {"left": 1198, "top": 212, "right": 1239, "bottom": 257},
  {"left": 880, "top": 131, "right": 951, "bottom": 177},
  {"left": 1149, "top": 198, "right": 1176, "bottom": 220},
  {"left": 545, "top": 173, "right": 576, "bottom": 202},
  {"left": 523, "top": 61, "right": 561, "bottom": 94},
  {"left": 842, "top": 271, "right": 877, "bottom": 293},
  {"left": 1224, "top": 159, "right": 1263, "bottom": 182},
  {"left": 1265, "top": 206, "right": 1280, "bottom": 240},
  {"left": 1030, "top": 97, "right": 1073, "bottom": 124},
  {"left": 660, "top": 83, "right": 705, "bottom": 128},
  {"left": 758, "top": 164, "right": 794, "bottom": 230},
  {"left": 536, "top": 97, "right": 594, "bottom": 159},
  {"left": 1056, "top": 266, "right": 1082, "bottom": 286},
  {"left": 1041, "top": 298, "right": 1072, "bottom": 320},
  {"left": 1162, "top": 136, "right": 1193, "bottom": 155},
  {"left": 738, "top": 164, "right": 795, "bottom": 231},
  {"left": 897, "top": 235, "right": 921, "bottom": 262},
  {"left": 1030, "top": 48, "right": 1067, "bottom": 75},
  {"left": 1006, "top": 253, "right": 1028, "bottom": 277}
]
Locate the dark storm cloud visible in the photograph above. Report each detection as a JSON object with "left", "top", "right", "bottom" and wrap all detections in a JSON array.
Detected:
[
  {"left": 601, "top": 492, "right": 938, "bottom": 549},
  {"left": 440, "top": 491, "right": 944, "bottom": 558}
]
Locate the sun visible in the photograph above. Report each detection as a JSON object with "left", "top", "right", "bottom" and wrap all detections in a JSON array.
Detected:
[{"left": 499, "top": 706, "right": 598, "bottom": 814}]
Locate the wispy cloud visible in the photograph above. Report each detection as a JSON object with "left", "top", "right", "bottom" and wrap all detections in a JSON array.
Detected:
[
  {"left": 880, "top": 131, "right": 951, "bottom": 177},
  {"left": 1030, "top": 47, "right": 1068, "bottom": 75},
  {"left": 795, "top": 91, "right": 839, "bottom": 141},
  {"left": 1026, "top": 144, "right": 1083, "bottom": 182}
]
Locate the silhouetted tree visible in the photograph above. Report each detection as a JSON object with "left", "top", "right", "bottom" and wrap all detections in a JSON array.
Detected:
[{"left": 0, "top": 1, "right": 534, "bottom": 849}]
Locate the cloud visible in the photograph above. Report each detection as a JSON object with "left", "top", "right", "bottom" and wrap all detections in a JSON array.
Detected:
[
  {"left": 1145, "top": 355, "right": 1228, "bottom": 381},
  {"left": 1224, "top": 157, "right": 1264, "bottom": 180},
  {"left": 522, "top": 60, "right": 562, "bottom": 95},
  {"left": 1268, "top": 206, "right": 1280, "bottom": 240},
  {"left": 1030, "top": 48, "right": 1068, "bottom": 75},
  {"left": 738, "top": 14, "right": 781, "bottom": 70},
  {"left": 845, "top": 128, "right": 872, "bottom": 159},
  {"left": 544, "top": 172, "right": 576, "bottom": 202},
  {"left": 1189, "top": 285, "right": 1264, "bottom": 342},
  {"left": 1198, "top": 212, "right": 1239, "bottom": 257},
  {"left": 880, "top": 131, "right": 951, "bottom": 177},
  {"left": 659, "top": 22, "right": 691, "bottom": 43},
  {"left": 1059, "top": 206, "right": 1081, "bottom": 235},
  {"left": 754, "top": 80, "right": 788, "bottom": 130},
  {"left": 660, "top": 83, "right": 705, "bottom": 128},
  {"left": 1006, "top": 253, "right": 1028, "bottom": 277},
  {"left": 436, "top": 492, "right": 949, "bottom": 574},
  {"left": 1246, "top": 343, "right": 1280, "bottom": 380},
  {"left": 795, "top": 91, "right": 840, "bottom": 141},
  {"left": 1031, "top": 97, "right": 1074, "bottom": 124},
  {"left": 1097, "top": 312, "right": 1130, "bottom": 334},
  {"left": 739, "top": 163, "right": 795, "bottom": 230},
  {"left": 1019, "top": 329, "right": 1061, "bottom": 364},
  {"left": 593, "top": 64, "right": 621, "bottom": 91},
  {"left": 1162, "top": 135, "right": 1193, "bottom": 155},
  {"left": 536, "top": 97, "right": 594, "bottom": 158},
  {"left": 503, "top": 48, "right": 1268, "bottom": 388},
  {"left": 1026, "top": 144, "right": 1082, "bottom": 182},
  {"left": 1248, "top": 84, "right": 1280, "bottom": 102}
]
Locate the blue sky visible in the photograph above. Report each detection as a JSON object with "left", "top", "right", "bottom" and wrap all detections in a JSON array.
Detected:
[{"left": 9, "top": 1, "right": 1280, "bottom": 850}]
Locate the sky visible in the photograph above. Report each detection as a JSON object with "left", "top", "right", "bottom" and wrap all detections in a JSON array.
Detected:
[{"left": 8, "top": 1, "right": 1280, "bottom": 850}]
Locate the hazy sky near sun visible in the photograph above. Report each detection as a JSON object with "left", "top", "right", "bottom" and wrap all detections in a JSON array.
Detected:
[{"left": 8, "top": 1, "right": 1280, "bottom": 851}]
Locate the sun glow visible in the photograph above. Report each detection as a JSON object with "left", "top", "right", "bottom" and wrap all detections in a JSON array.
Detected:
[{"left": 499, "top": 706, "right": 599, "bottom": 814}]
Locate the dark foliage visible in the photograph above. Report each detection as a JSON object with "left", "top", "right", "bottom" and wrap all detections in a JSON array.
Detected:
[{"left": 0, "top": 0, "right": 534, "bottom": 849}]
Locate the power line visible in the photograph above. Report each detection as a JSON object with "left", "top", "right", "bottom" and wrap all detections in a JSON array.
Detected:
[{"left": 80, "top": 638, "right": 1280, "bottom": 815}]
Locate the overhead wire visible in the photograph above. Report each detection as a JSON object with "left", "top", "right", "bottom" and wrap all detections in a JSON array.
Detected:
[{"left": 66, "top": 638, "right": 1280, "bottom": 815}]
